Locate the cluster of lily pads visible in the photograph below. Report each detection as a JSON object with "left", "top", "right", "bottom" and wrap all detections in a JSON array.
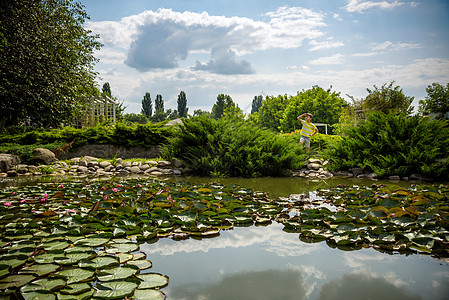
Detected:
[
  {"left": 277, "top": 184, "right": 449, "bottom": 256},
  {"left": 0, "top": 179, "right": 448, "bottom": 299}
]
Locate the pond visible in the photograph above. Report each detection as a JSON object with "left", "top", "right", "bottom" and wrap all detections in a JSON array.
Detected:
[{"left": 0, "top": 175, "right": 448, "bottom": 300}]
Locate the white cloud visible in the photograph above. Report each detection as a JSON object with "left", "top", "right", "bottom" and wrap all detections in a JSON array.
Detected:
[
  {"left": 353, "top": 41, "right": 421, "bottom": 57},
  {"left": 333, "top": 13, "right": 343, "bottom": 21},
  {"left": 344, "top": 0, "right": 406, "bottom": 13},
  {"left": 309, "top": 39, "right": 344, "bottom": 51},
  {"left": 87, "top": 7, "right": 326, "bottom": 74},
  {"left": 310, "top": 54, "right": 344, "bottom": 65}
]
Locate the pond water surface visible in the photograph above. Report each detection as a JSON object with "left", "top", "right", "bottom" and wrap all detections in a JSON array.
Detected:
[{"left": 1, "top": 175, "right": 449, "bottom": 300}]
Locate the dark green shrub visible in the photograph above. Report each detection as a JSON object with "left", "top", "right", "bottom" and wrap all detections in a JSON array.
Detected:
[
  {"left": 162, "top": 116, "right": 307, "bottom": 177},
  {"left": 325, "top": 112, "right": 449, "bottom": 179}
]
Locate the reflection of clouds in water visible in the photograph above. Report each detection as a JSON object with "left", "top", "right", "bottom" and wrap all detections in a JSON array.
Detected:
[
  {"left": 287, "top": 264, "right": 326, "bottom": 299},
  {"left": 168, "top": 269, "right": 308, "bottom": 300},
  {"left": 344, "top": 251, "right": 397, "bottom": 269},
  {"left": 141, "top": 224, "right": 320, "bottom": 257},
  {"left": 432, "top": 271, "right": 449, "bottom": 299},
  {"left": 315, "top": 271, "right": 422, "bottom": 300}
]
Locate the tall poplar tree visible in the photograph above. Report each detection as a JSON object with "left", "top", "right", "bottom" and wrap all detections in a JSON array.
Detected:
[
  {"left": 141, "top": 92, "right": 152, "bottom": 118},
  {"left": 177, "top": 91, "right": 188, "bottom": 117},
  {"left": 153, "top": 94, "right": 166, "bottom": 122}
]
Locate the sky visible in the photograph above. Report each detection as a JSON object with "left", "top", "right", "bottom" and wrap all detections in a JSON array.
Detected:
[{"left": 81, "top": 0, "right": 449, "bottom": 114}]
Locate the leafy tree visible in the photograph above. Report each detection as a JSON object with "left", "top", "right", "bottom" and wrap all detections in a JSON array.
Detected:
[
  {"left": 102, "top": 82, "right": 112, "bottom": 97},
  {"left": 0, "top": 0, "right": 102, "bottom": 129},
  {"left": 279, "top": 86, "right": 347, "bottom": 133},
  {"left": 123, "top": 113, "right": 148, "bottom": 124},
  {"left": 362, "top": 81, "right": 414, "bottom": 114},
  {"left": 177, "top": 91, "right": 188, "bottom": 117},
  {"left": 193, "top": 109, "right": 212, "bottom": 118},
  {"left": 152, "top": 94, "right": 166, "bottom": 122},
  {"left": 166, "top": 109, "right": 179, "bottom": 120},
  {"left": 141, "top": 92, "right": 152, "bottom": 118},
  {"left": 419, "top": 83, "right": 449, "bottom": 115},
  {"left": 212, "top": 94, "right": 235, "bottom": 119},
  {"left": 249, "top": 94, "right": 289, "bottom": 132},
  {"left": 251, "top": 95, "right": 263, "bottom": 114}
]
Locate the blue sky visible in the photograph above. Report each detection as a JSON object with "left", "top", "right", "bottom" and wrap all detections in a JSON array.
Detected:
[{"left": 82, "top": 0, "right": 449, "bottom": 114}]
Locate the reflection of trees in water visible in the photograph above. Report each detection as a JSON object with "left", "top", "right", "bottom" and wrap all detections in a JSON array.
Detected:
[
  {"left": 316, "top": 272, "right": 422, "bottom": 300},
  {"left": 169, "top": 269, "right": 307, "bottom": 300}
]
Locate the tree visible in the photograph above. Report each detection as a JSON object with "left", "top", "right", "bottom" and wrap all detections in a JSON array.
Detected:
[
  {"left": 102, "top": 82, "right": 112, "bottom": 97},
  {"left": 362, "top": 82, "right": 413, "bottom": 114},
  {"left": 0, "top": 0, "right": 102, "bottom": 129},
  {"left": 177, "top": 91, "right": 188, "bottom": 117},
  {"left": 152, "top": 94, "right": 166, "bottom": 122},
  {"left": 212, "top": 94, "right": 235, "bottom": 119},
  {"left": 419, "top": 83, "right": 449, "bottom": 115},
  {"left": 193, "top": 109, "right": 212, "bottom": 118},
  {"left": 141, "top": 92, "right": 152, "bottom": 118},
  {"left": 279, "top": 86, "right": 347, "bottom": 133},
  {"left": 251, "top": 95, "right": 263, "bottom": 114},
  {"left": 249, "top": 94, "right": 289, "bottom": 131},
  {"left": 123, "top": 113, "right": 148, "bottom": 124}
]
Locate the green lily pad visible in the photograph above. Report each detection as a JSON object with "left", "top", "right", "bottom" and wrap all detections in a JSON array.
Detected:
[
  {"left": 97, "top": 265, "right": 139, "bottom": 281},
  {"left": 56, "top": 289, "right": 93, "bottom": 300},
  {"left": 0, "top": 254, "right": 29, "bottom": 269},
  {"left": 126, "top": 260, "right": 152, "bottom": 270},
  {"left": 134, "top": 289, "right": 166, "bottom": 299},
  {"left": 79, "top": 256, "right": 119, "bottom": 269},
  {"left": 59, "top": 282, "right": 91, "bottom": 295},
  {"left": 75, "top": 237, "right": 110, "bottom": 247},
  {"left": 0, "top": 274, "right": 36, "bottom": 289},
  {"left": 41, "top": 240, "right": 71, "bottom": 251},
  {"left": 0, "top": 264, "right": 11, "bottom": 278},
  {"left": 21, "top": 290, "right": 56, "bottom": 300},
  {"left": 137, "top": 273, "right": 169, "bottom": 289},
  {"left": 105, "top": 243, "right": 139, "bottom": 254},
  {"left": 56, "top": 268, "right": 95, "bottom": 284},
  {"left": 55, "top": 252, "right": 97, "bottom": 265},
  {"left": 19, "top": 263, "right": 60, "bottom": 277},
  {"left": 117, "top": 253, "right": 134, "bottom": 264},
  {"left": 21, "top": 278, "right": 66, "bottom": 292},
  {"left": 94, "top": 280, "right": 139, "bottom": 299},
  {"left": 34, "top": 251, "right": 66, "bottom": 264}
]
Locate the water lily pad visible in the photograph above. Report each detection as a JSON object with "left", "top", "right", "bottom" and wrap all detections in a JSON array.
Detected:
[
  {"left": 59, "top": 282, "right": 91, "bottom": 295},
  {"left": 126, "top": 260, "right": 152, "bottom": 270},
  {"left": 0, "top": 274, "right": 36, "bottom": 289},
  {"left": 19, "top": 263, "right": 60, "bottom": 276},
  {"left": 1, "top": 254, "right": 29, "bottom": 269},
  {"left": 21, "top": 290, "right": 56, "bottom": 300},
  {"left": 55, "top": 252, "right": 97, "bottom": 265},
  {"left": 105, "top": 243, "right": 139, "bottom": 254},
  {"left": 117, "top": 253, "right": 134, "bottom": 264},
  {"left": 97, "top": 265, "right": 139, "bottom": 281},
  {"left": 94, "top": 280, "right": 138, "bottom": 299},
  {"left": 75, "top": 237, "right": 110, "bottom": 247},
  {"left": 134, "top": 289, "right": 166, "bottom": 299},
  {"left": 79, "top": 256, "right": 119, "bottom": 269},
  {"left": 41, "top": 240, "right": 71, "bottom": 251},
  {"left": 57, "top": 289, "right": 93, "bottom": 300},
  {"left": 0, "top": 264, "right": 11, "bottom": 278},
  {"left": 21, "top": 278, "right": 66, "bottom": 292},
  {"left": 56, "top": 268, "right": 95, "bottom": 284},
  {"left": 137, "top": 273, "right": 169, "bottom": 289}
]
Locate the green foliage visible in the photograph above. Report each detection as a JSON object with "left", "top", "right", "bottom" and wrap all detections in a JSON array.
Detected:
[
  {"left": 212, "top": 94, "right": 235, "bottom": 119},
  {"left": 251, "top": 95, "right": 263, "bottom": 114},
  {"left": 325, "top": 112, "right": 449, "bottom": 179},
  {"left": 362, "top": 81, "right": 414, "bottom": 114},
  {"left": 153, "top": 94, "right": 166, "bottom": 122},
  {"left": 0, "top": 123, "right": 172, "bottom": 162},
  {"left": 123, "top": 113, "right": 149, "bottom": 124},
  {"left": 141, "top": 92, "right": 152, "bottom": 118},
  {"left": 162, "top": 116, "right": 307, "bottom": 177},
  {"left": 249, "top": 94, "right": 289, "bottom": 132},
  {"left": 419, "top": 82, "right": 449, "bottom": 115},
  {"left": 0, "top": 0, "right": 102, "bottom": 129},
  {"left": 280, "top": 86, "right": 347, "bottom": 133},
  {"left": 177, "top": 91, "right": 188, "bottom": 117}
]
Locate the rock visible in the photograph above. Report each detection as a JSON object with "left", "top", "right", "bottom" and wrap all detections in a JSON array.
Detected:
[
  {"left": 70, "top": 157, "right": 80, "bottom": 163},
  {"left": 116, "top": 158, "right": 123, "bottom": 165},
  {"left": 349, "top": 168, "right": 363, "bottom": 176},
  {"left": 0, "top": 154, "right": 21, "bottom": 172},
  {"left": 410, "top": 174, "right": 422, "bottom": 180},
  {"left": 333, "top": 171, "right": 353, "bottom": 178},
  {"left": 307, "top": 163, "right": 320, "bottom": 170},
  {"left": 389, "top": 175, "right": 400, "bottom": 181},
  {"left": 173, "top": 160, "right": 183, "bottom": 168},
  {"left": 129, "top": 166, "right": 142, "bottom": 173},
  {"left": 32, "top": 148, "right": 58, "bottom": 164},
  {"left": 146, "top": 160, "right": 158, "bottom": 166},
  {"left": 139, "top": 164, "right": 150, "bottom": 171},
  {"left": 77, "top": 166, "right": 89, "bottom": 173},
  {"left": 99, "top": 161, "right": 111, "bottom": 168},
  {"left": 83, "top": 156, "right": 98, "bottom": 162},
  {"left": 158, "top": 161, "right": 172, "bottom": 168},
  {"left": 78, "top": 159, "right": 87, "bottom": 167},
  {"left": 87, "top": 161, "right": 99, "bottom": 168},
  {"left": 7, "top": 170, "right": 18, "bottom": 177},
  {"left": 173, "top": 169, "right": 182, "bottom": 175},
  {"left": 308, "top": 158, "right": 323, "bottom": 164},
  {"left": 122, "top": 161, "right": 132, "bottom": 168},
  {"left": 131, "top": 162, "right": 140, "bottom": 166}
]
